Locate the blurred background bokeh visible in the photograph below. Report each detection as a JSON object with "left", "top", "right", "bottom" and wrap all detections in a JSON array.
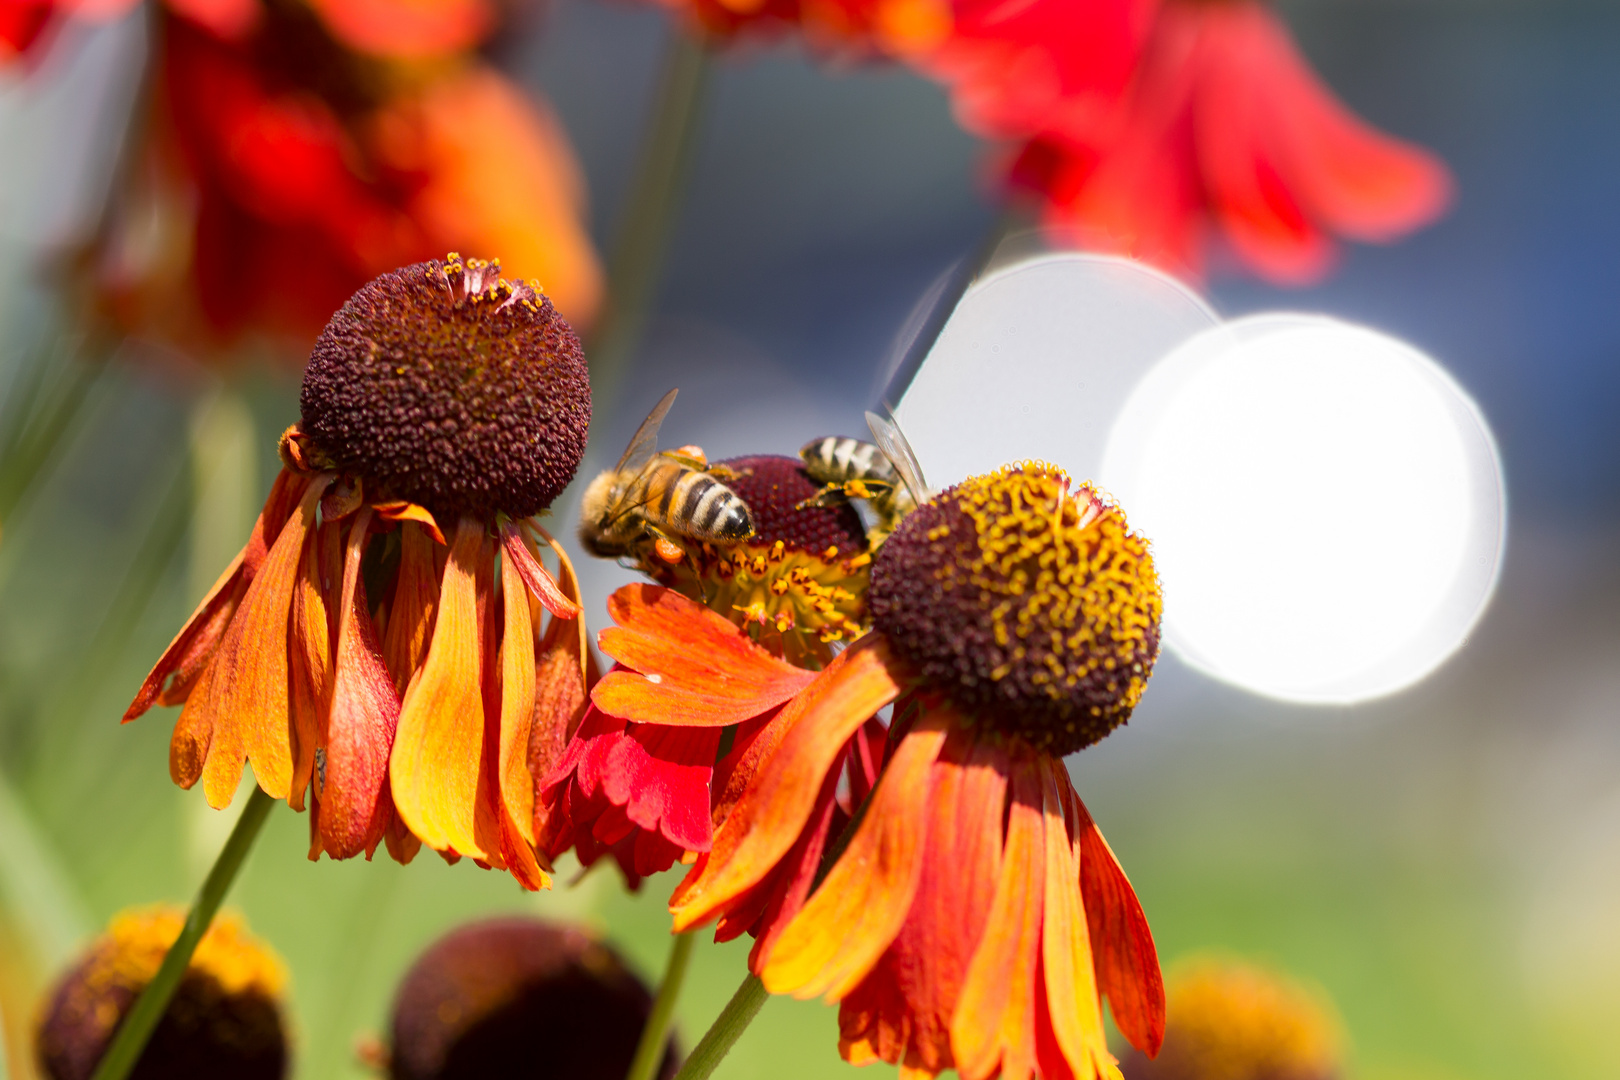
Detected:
[{"left": 2, "top": 0, "right": 1618, "bottom": 1078}]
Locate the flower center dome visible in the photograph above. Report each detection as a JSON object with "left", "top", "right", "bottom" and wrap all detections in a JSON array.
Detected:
[
  {"left": 869, "top": 463, "right": 1162, "bottom": 755},
  {"left": 299, "top": 254, "right": 591, "bottom": 520}
]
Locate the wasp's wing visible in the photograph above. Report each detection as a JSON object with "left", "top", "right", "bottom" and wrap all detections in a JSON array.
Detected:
[
  {"left": 866, "top": 410, "right": 930, "bottom": 503},
  {"left": 616, "top": 387, "right": 679, "bottom": 475}
]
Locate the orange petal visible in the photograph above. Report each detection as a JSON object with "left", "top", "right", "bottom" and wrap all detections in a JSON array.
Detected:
[
  {"left": 1038, "top": 757, "right": 1114, "bottom": 1080},
  {"left": 952, "top": 752, "right": 1045, "bottom": 1080},
  {"left": 502, "top": 521, "right": 579, "bottom": 619},
  {"left": 498, "top": 532, "right": 538, "bottom": 846},
  {"left": 128, "top": 469, "right": 310, "bottom": 720},
  {"left": 307, "top": 0, "right": 493, "bottom": 60},
  {"left": 382, "top": 521, "right": 440, "bottom": 697},
  {"left": 670, "top": 636, "right": 904, "bottom": 932},
  {"left": 373, "top": 500, "right": 446, "bottom": 546},
  {"left": 593, "top": 584, "right": 816, "bottom": 728},
  {"left": 759, "top": 716, "right": 948, "bottom": 1000},
  {"left": 181, "top": 474, "right": 331, "bottom": 807},
  {"left": 1072, "top": 786, "right": 1164, "bottom": 1056},
  {"left": 391, "top": 517, "right": 493, "bottom": 858},
  {"left": 837, "top": 723, "right": 1006, "bottom": 1076},
  {"left": 320, "top": 508, "right": 405, "bottom": 859},
  {"left": 287, "top": 518, "right": 339, "bottom": 812}
]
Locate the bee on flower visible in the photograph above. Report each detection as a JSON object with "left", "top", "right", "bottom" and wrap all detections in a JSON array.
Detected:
[
  {"left": 586, "top": 461, "right": 1167, "bottom": 1078},
  {"left": 124, "top": 254, "right": 592, "bottom": 888},
  {"left": 543, "top": 407, "right": 891, "bottom": 886}
]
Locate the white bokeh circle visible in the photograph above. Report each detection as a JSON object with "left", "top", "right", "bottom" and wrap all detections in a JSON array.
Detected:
[
  {"left": 1100, "top": 315, "right": 1506, "bottom": 704},
  {"left": 892, "top": 252, "right": 1219, "bottom": 489}
]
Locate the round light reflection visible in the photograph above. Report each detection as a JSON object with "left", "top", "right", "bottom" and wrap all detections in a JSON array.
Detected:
[
  {"left": 1100, "top": 315, "right": 1505, "bottom": 704},
  {"left": 892, "top": 253, "right": 1218, "bottom": 488}
]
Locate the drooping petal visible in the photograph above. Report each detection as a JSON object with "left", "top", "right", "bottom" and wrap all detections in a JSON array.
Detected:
[
  {"left": 320, "top": 508, "right": 404, "bottom": 859},
  {"left": 373, "top": 500, "right": 446, "bottom": 546},
  {"left": 1070, "top": 781, "right": 1164, "bottom": 1056},
  {"left": 128, "top": 469, "right": 310, "bottom": 720},
  {"left": 501, "top": 520, "right": 579, "bottom": 619},
  {"left": 759, "top": 716, "right": 948, "bottom": 1001},
  {"left": 288, "top": 516, "right": 340, "bottom": 812},
  {"left": 952, "top": 752, "right": 1046, "bottom": 1080},
  {"left": 177, "top": 473, "right": 330, "bottom": 807},
  {"left": 670, "top": 636, "right": 904, "bottom": 932},
  {"left": 381, "top": 520, "right": 440, "bottom": 697},
  {"left": 527, "top": 525, "right": 589, "bottom": 843},
  {"left": 734, "top": 745, "right": 845, "bottom": 967},
  {"left": 497, "top": 535, "right": 538, "bottom": 846},
  {"left": 391, "top": 517, "right": 498, "bottom": 859},
  {"left": 1037, "top": 757, "right": 1116, "bottom": 1080},
  {"left": 593, "top": 584, "right": 816, "bottom": 727},
  {"left": 837, "top": 723, "right": 1006, "bottom": 1076}
]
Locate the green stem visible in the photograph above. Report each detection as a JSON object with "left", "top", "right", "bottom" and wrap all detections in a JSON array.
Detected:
[
  {"left": 89, "top": 787, "right": 276, "bottom": 1080},
  {"left": 586, "top": 26, "right": 713, "bottom": 423},
  {"left": 670, "top": 973, "right": 768, "bottom": 1080},
  {"left": 626, "top": 930, "right": 696, "bottom": 1080}
]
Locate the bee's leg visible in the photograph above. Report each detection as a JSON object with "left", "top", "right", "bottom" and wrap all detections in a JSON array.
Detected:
[
  {"left": 662, "top": 447, "right": 709, "bottom": 470},
  {"left": 794, "top": 482, "right": 854, "bottom": 512}
]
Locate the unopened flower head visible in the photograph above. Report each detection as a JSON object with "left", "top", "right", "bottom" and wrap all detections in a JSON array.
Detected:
[
  {"left": 37, "top": 908, "right": 287, "bottom": 1080},
  {"left": 128, "top": 256, "right": 591, "bottom": 888},
  {"left": 871, "top": 462, "right": 1161, "bottom": 754},
  {"left": 387, "top": 917, "right": 674, "bottom": 1080},
  {"left": 651, "top": 454, "right": 872, "bottom": 662}
]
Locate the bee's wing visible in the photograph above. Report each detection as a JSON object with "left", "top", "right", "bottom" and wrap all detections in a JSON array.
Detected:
[
  {"left": 616, "top": 387, "right": 679, "bottom": 475},
  {"left": 866, "top": 410, "right": 931, "bottom": 503}
]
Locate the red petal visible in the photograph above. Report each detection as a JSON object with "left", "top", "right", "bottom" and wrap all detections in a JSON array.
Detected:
[
  {"left": 320, "top": 508, "right": 403, "bottom": 859},
  {"left": 502, "top": 520, "right": 580, "bottom": 619},
  {"left": 1071, "top": 787, "right": 1164, "bottom": 1056}
]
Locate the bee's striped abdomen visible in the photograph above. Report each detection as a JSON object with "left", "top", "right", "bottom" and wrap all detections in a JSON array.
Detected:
[
  {"left": 800, "top": 436, "right": 897, "bottom": 484},
  {"left": 649, "top": 467, "right": 755, "bottom": 543}
]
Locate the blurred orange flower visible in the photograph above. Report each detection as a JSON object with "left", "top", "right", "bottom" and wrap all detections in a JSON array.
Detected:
[
  {"left": 10, "top": 0, "right": 600, "bottom": 362},
  {"left": 125, "top": 257, "right": 592, "bottom": 887},
  {"left": 591, "top": 465, "right": 1167, "bottom": 1078}
]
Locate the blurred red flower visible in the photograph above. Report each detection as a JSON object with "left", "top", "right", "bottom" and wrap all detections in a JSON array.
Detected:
[
  {"left": 648, "top": 0, "right": 1450, "bottom": 283},
  {"left": 995, "top": 0, "right": 1453, "bottom": 283},
  {"left": 9, "top": 0, "right": 600, "bottom": 362}
]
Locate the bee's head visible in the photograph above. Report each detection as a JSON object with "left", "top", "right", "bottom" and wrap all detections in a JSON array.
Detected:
[{"left": 578, "top": 470, "right": 629, "bottom": 557}]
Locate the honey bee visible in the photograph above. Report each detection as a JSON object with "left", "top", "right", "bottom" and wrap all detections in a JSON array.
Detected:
[
  {"left": 579, "top": 388, "right": 756, "bottom": 563},
  {"left": 798, "top": 411, "right": 931, "bottom": 548}
]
